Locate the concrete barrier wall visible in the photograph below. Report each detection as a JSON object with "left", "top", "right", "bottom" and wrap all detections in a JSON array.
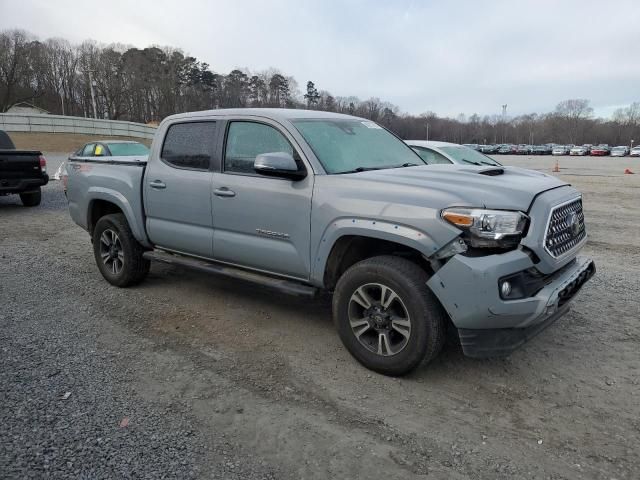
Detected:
[{"left": 0, "top": 113, "right": 156, "bottom": 139}]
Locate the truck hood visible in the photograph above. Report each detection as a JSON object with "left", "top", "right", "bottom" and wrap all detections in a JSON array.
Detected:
[{"left": 344, "top": 164, "right": 568, "bottom": 212}]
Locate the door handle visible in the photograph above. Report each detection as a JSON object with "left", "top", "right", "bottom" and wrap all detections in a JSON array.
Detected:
[
  {"left": 149, "top": 180, "right": 166, "bottom": 189},
  {"left": 214, "top": 187, "right": 236, "bottom": 198}
]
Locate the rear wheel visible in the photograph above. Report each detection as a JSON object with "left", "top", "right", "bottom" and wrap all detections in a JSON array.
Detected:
[
  {"left": 92, "top": 213, "right": 149, "bottom": 287},
  {"left": 333, "top": 255, "right": 446, "bottom": 376},
  {"left": 19, "top": 188, "right": 41, "bottom": 207}
]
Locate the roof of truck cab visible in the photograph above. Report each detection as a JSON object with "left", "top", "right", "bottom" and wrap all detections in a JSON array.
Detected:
[{"left": 162, "top": 108, "right": 363, "bottom": 123}]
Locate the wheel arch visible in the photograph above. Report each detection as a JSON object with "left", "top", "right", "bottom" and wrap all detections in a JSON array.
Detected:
[
  {"left": 313, "top": 219, "right": 441, "bottom": 289},
  {"left": 86, "top": 188, "right": 150, "bottom": 247}
]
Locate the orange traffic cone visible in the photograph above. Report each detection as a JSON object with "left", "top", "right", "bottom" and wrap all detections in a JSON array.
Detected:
[
  {"left": 624, "top": 168, "right": 634, "bottom": 174},
  {"left": 552, "top": 159, "right": 560, "bottom": 173}
]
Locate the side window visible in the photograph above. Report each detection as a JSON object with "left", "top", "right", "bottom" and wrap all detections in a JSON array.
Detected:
[
  {"left": 161, "top": 122, "right": 217, "bottom": 170},
  {"left": 224, "top": 121, "right": 294, "bottom": 175},
  {"left": 412, "top": 147, "right": 451, "bottom": 165},
  {"left": 82, "top": 144, "right": 95, "bottom": 156}
]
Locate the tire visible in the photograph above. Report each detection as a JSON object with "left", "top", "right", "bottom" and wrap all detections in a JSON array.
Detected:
[
  {"left": 92, "top": 213, "right": 150, "bottom": 287},
  {"left": 332, "top": 255, "right": 446, "bottom": 376},
  {"left": 19, "top": 188, "right": 41, "bottom": 207}
]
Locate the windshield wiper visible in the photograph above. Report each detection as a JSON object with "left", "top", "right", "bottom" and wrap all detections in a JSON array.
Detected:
[
  {"left": 461, "top": 159, "right": 483, "bottom": 166},
  {"left": 461, "top": 158, "right": 500, "bottom": 167},
  {"left": 335, "top": 166, "right": 387, "bottom": 174},
  {"left": 335, "top": 162, "right": 420, "bottom": 174}
]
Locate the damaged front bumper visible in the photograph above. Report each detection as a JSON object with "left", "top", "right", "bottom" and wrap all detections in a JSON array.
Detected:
[{"left": 427, "top": 250, "right": 595, "bottom": 357}]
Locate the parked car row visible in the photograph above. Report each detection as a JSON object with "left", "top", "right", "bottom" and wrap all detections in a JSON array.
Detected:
[
  {"left": 466, "top": 144, "right": 555, "bottom": 155},
  {"left": 464, "top": 142, "right": 639, "bottom": 157},
  {"left": 568, "top": 144, "right": 638, "bottom": 157}
]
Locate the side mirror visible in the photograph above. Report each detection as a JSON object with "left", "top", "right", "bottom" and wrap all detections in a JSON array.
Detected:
[{"left": 254, "top": 152, "right": 306, "bottom": 180}]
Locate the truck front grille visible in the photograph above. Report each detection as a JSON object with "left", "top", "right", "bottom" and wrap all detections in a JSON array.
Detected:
[{"left": 544, "top": 198, "right": 586, "bottom": 258}]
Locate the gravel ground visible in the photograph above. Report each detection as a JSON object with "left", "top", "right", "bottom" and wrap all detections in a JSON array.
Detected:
[{"left": 1, "top": 154, "right": 638, "bottom": 479}]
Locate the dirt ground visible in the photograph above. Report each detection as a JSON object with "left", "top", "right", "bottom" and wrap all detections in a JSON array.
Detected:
[
  {"left": 9, "top": 132, "right": 152, "bottom": 152},
  {"left": 1, "top": 154, "right": 638, "bottom": 479}
]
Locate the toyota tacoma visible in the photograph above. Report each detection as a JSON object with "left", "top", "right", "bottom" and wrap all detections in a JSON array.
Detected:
[{"left": 66, "top": 109, "right": 595, "bottom": 375}]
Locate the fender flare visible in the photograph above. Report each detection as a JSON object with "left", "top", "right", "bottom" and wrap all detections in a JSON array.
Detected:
[
  {"left": 86, "top": 187, "right": 151, "bottom": 247},
  {"left": 310, "top": 217, "right": 442, "bottom": 286}
]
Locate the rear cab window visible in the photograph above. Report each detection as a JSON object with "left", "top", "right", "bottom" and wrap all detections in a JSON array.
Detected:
[{"left": 161, "top": 122, "right": 217, "bottom": 170}]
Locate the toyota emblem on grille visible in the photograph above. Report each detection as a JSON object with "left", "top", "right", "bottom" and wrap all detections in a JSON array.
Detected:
[{"left": 566, "top": 212, "right": 580, "bottom": 236}]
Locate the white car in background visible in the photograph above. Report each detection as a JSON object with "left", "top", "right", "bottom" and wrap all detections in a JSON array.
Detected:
[
  {"left": 53, "top": 140, "right": 150, "bottom": 189},
  {"left": 552, "top": 145, "right": 570, "bottom": 155},
  {"left": 405, "top": 140, "right": 502, "bottom": 166},
  {"left": 630, "top": 146, "right": 640, "bottom": 157},
  {"left": 610, "top": 146, "right": 630, "bottom": 157},
  {"left": 570, "top": 146, "right": 589, "bottom": 156}
]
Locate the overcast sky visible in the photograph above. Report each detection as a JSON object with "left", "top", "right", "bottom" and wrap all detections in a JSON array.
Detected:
[{"left": 1, "top": 0, "right": 639, "bottom": 118}]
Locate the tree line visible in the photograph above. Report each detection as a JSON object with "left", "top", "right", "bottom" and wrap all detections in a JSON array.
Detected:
[{"left": 1, "top": 29, "right": 638, "bottom": 146}]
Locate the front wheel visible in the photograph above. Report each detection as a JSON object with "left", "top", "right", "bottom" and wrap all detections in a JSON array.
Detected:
[
  {"left": 333, "top": 255, "right": 446, "bottom": 376},
  {"left": 20, "top": 188, "right": 41, "bottom": 207},
  {"left": 92, "top": 213, "right": 150, "bottom": 287}
]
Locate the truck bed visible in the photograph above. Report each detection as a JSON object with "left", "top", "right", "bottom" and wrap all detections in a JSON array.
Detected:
[{"left": 66, "top": 156, "right": 149, "bottom": 245}]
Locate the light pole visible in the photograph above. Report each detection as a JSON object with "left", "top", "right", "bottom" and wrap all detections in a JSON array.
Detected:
[
  {"left": 631, "top": 139, "right": 635, "bottom": 150},
  {"left": 501, "top": 104, "right": 507, "bottom": 143},
  {"left": 87, "top": 70, "right": 98, "bottom": 119},
  {"left": 425, "top": 122, "right": 430, "bottom": 141}
]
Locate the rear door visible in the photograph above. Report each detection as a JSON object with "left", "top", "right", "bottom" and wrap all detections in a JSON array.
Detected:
[
  {"left": 211, "top": 119, "right": 313, "bottom": 279},
  {"left": 144, "top": 121, "right": 218, "bottom": 258}
]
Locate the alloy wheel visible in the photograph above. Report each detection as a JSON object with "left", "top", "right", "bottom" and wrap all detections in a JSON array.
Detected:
[
  {"left": 348, "top": 283, "right": 411, "bottom": 356},
  {"left": 99, "top": 228, "right": 124, "bottom": 275}
]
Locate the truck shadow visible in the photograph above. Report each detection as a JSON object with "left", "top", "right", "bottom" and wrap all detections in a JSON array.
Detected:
[{"left": 138, "top": 262, "right": 479, "bottom": 375}]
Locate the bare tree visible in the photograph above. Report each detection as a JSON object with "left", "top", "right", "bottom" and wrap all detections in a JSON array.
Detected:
[
  {"left": 2, "top": 29, "right": 638, "bottom": 147},
  {"left": 555, "top": 99, "right": 593, "bottom": 144},
  {"left": 0, "top": 30, "right": 44, "bottom": 111}
]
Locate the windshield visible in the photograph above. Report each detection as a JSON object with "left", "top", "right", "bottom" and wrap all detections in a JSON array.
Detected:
[
  {"left": 292, "top": 119, "right": 423, "bottom": 173},
  {"left": 612, "top": 147, "right": 625, "bottom": 151},
  {"left": 439, "top": 146, "right": 502, "bottom": 166},
  {"left": 411, "top": 146, "right": 452, "bottom": 165},
  {"left": 106, "top": 142, "right": 150, "bottom": 156}
]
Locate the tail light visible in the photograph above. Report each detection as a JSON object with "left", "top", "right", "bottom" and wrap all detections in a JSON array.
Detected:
[{"left": 39, "top": 155, "right": 47, "bottom": 173}]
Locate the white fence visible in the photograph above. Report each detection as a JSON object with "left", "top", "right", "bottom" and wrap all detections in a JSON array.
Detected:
[{"left": 0, "top": 113, "right": 156, "bottom": 139}]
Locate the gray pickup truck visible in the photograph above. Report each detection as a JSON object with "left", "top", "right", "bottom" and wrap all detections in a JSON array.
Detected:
[{"left": 66, "top": 109, "right": 595, "bottom": 375}]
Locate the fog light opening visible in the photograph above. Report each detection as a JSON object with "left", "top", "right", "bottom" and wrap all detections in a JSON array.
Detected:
[{"left": 501, "top": 281, "right": 512, "bottom": 297}]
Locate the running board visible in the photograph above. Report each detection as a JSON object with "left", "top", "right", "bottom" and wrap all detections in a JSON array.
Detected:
[{"left": 143, "top": 250, "right": 319, "bottom": 297}]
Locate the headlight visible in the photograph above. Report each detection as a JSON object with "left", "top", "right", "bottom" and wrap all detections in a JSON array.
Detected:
[{"left": 442, "top": 208, "right": 528, "bottom": 248}]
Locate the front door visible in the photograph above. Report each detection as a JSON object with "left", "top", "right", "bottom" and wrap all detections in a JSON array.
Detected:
[
  {"left": 211, "top": 120, "right": 313, "bottom": 280},
  {"left": 144, "top": 121, "right": 217, "bottom": 258}
]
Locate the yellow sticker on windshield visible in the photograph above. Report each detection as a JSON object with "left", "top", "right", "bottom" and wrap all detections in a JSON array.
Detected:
[{"left": 95, "top": 145, "right": 103, "bottom": 155}]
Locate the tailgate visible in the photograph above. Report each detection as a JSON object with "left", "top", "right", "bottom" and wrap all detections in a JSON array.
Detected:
[{"left": 0, "top": 150, "right": 43, "bottom": 186}]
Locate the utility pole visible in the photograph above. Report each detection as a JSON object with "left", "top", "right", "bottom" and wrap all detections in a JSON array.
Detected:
[
  {"left": 88, "top": 70, "right": 98, "bottom": 119},
  {"left": 425, "top": 122, "right": 430, "bottom": 141},
  {"left": 501, "top": 104, "right": 507, "bottom": 143}
]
